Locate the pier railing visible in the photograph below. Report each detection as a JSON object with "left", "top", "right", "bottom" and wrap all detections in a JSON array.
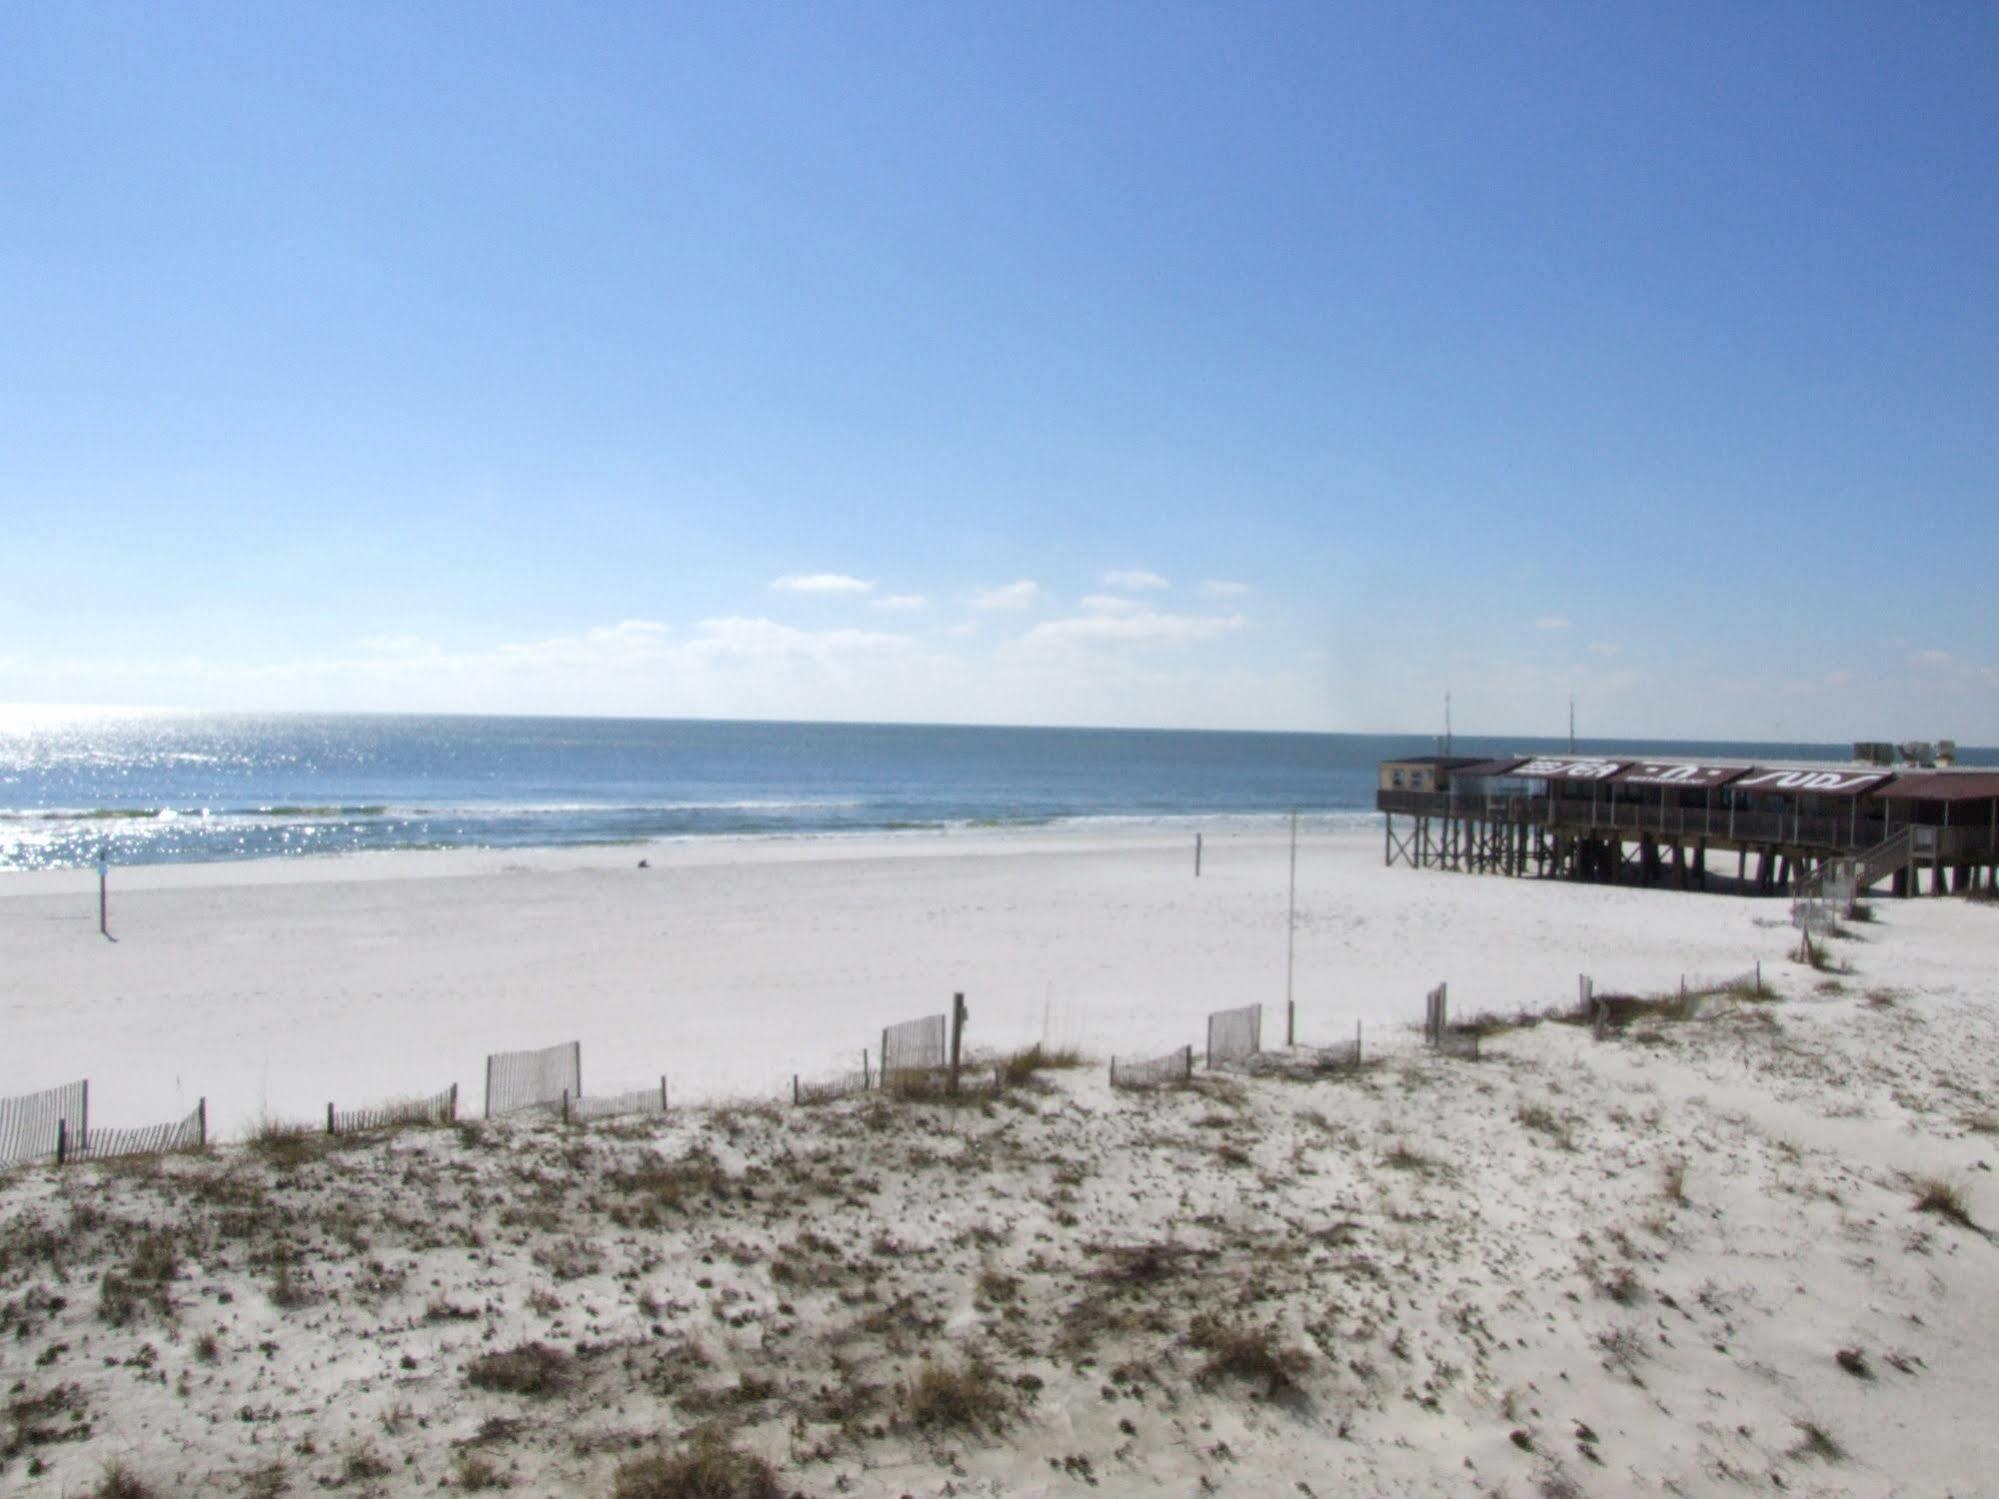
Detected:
[{"left": 1376, "top": 789, "right": 1991, "bottom": 860}]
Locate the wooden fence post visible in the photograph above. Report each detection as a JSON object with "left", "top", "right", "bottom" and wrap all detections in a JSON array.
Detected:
[
  {"left": 1195, "top": 833, "right": 1202, "bottom": 876},
  {"left": 560, "top": 1089, "right": 570, "bottom": 1125},
  {"left": 948, "top": 992, "right": 967, "bottom": 1095},
  {"left": 861, "top": 1050, "right": 871, "bottom": 1090},
  {"left": 572, "top": 1041, "right": 583, "bottom": 1103},
  {"left": 660, "top": 1076, "right": 669, "bottom": 1112},
  {"left": 1184, "top": 1044, "right": 1193, "bottom": 1081},
  {"left": 792, "top": 1075, "right": 800, "bottom": 1106},
  {"left": 1286, "top": 1000, "right": 1295, "bottom": 1048},
  {"left": 447, "top": 1083, "right": 458, "bottom": 1122},
  {"left": 197, "top": 1098, "right": 207, "bottom": 1148},
  {"left": 56, "top": 1117, "right": 67, "bottom": 1166},
  {"left": 879, "top": 1029, "right": 889, "bottom": 1088},
  {"left": 484, "top": 1055, "right": 494, "bottom": 1120},
  {"left": 326, "top": 1102, "right": 335, "bottom": 1136},
  {"left": 79, "top": 1079, "right": 89, "bottom": 1155},
  {"left": 1356, "top": 1019, "right": 1362, "bottom": 1065}
]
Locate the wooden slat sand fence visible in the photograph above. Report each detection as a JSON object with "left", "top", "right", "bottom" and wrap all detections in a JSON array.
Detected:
[
  {"left": 328, "top": 1084, "right": 458, "bottom": 1136},
  {"left": 880, "top": 1013, "right": 948, "bottom": 1081},
  {"left": 72, "top": 1100, "right": 207, "bottom": 1161},
  {"left": 1110, "top": 1046, "right": 1194, "bottom": 1090},
  {"left": 1422, "top": 983, "right": 1448, "bottom": 1044},
  {"left": 0, "top": 1080, "right": 88, "bottom": 1168},
  {"left": 1205, "top": 1004, "right": 1263, "bottom": 1069},
  {"left": 1679, "top": 963, "right": 1765, "bottom": 999},
  {"left": 1423, "top": 983, "right": 1480, "bottom": 1060},
  {"left": 792, "top": 1067, "right": 872, "bottom": 1106},
  {"left": 485, "top": 1041, "right": 582, "bottom": 1118},
  {"left": 567, "top": 1081, "right": 669, "bottom": 1123}
]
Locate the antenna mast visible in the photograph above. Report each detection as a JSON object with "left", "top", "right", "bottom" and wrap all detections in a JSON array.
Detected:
[
  {"left": 1444, "top": 691, "right": 1453, "bottom": 756},
  {"left": 1568, "top": 695, "right": 1576, "bottom": 753}
]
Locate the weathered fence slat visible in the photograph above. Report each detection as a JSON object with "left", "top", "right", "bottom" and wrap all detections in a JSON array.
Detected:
[
  {"left": 791, "top": 1069, "right": 872, "bottom": 1106},
  {"left": 1110, "top": 1045, "right": 1195, "bottom": 1090},
  {"left": 328, "top": 1083, "right": 460, "bottom": 1136},
  {"left": 0, "top": 1080, "right": 89, "bottom": 1168},
  {"left": 72, "top": 1100, "right": 207, "bottom": 1161},
  {"left": 485, "top": 1042, "right": 582, "bottom": 1118},
  {"left": 568, "top": 1082, "right": 670, "bottom": 1123},
  {"left": 879, "top": 1013, "right": 948, "bottom": 1080},
  {"left": 1205, "top": 1004, "right": 1262, "bottom": 1069}
]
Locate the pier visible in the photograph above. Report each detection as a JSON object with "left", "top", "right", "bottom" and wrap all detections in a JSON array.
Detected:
[{"left": 1378, "top": 754, "right": 1999, "bottom": 898}]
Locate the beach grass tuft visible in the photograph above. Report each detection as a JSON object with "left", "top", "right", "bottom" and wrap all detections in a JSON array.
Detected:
[
  {"left": 465, "top": 1341, "right": 573, "bottom": 1397},
  {"left": 998, "top": 1042, "right": 1086, "bottom": 1087},
  {"left": 902, "top": 1356, "right": 1011, "bottom": 1433},
  {"left": 1789, "top": 1419, "right": 1846, "bottom": 1463},
  {"left": 611, "top": 1430, "right": 783, "bottom": 1499},
  {"left": 1911, "top": 1176, "right": 1977, "bottom": 1231},
  {"left": 92, "top": 1462, "right": 157, "bottom": 1499},
  {"left": 1188, "top": 1314, "right": 1310, "bottom": 1399}
]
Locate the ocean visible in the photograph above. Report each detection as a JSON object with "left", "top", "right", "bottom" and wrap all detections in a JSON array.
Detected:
[{"left": 2, "top": 711, "right": 1988, "bottom": 871}]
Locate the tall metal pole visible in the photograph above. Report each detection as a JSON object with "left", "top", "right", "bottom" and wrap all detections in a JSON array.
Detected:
[{"left": 1285, "top": 809, "right": 1298, "bottom": 1013}]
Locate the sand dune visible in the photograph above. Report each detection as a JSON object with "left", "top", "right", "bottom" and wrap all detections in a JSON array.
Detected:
[{"left": 3, "top": 829, "right": 1996, "bottom": 1496}]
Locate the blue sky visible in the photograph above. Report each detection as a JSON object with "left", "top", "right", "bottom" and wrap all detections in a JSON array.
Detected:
[{"left": 4, "top": 3, "right": 1995, "bottom": 738}]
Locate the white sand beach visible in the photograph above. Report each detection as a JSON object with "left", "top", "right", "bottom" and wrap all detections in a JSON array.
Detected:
[
  {"left": 2, "top": 823, "right": 1790, "bottom": 1137},
  {"left": 3, "top": 826, "right": 1997, "bottom": 1495}
]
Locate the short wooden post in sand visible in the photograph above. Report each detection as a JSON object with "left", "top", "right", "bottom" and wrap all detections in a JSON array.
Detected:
[
  {"left": 1195, "top": 833, "right": 1203, "bottom": 876},
  {"left": 948, "top": 992, "right": 968, "bottom": 1095}
]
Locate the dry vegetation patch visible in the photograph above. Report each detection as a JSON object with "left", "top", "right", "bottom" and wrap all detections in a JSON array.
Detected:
[
  {"left": 612, "top": 1431, "right": 784, "bottom": 1499},
  {"left": 902, "top": 1356, "right": 1013, "bottom": 1434},
  {"left": 466, "top": 1342, "right": 574, "bottom": 1398}
]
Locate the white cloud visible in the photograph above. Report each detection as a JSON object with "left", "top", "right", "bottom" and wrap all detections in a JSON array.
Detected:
[
  {"left": 1197, "top": 579, "right": 1250, "bottom": 598},
  {"left": 358, "top": 633, "right": 435, "bottom": 655},
  {"left": 770, "top": 573, "right": 875, "bottom": 595},
  {"left": 974, "top": 580, "right": 1041, "bottom": 610},
  {"left": 1102, "top": 568, "right": 1168, "bottom": 591},
  {"left": 1079, "top": 595, "right": 1144, "bottom": 614},
  {"left": 1912, "top": 648, "right": 1953, "bottom": 665},
  {"left": 1587, "top": 642, "right": 1620, "bottom": 657},
  {"left": 491, "top": 618, "right": 671, "bottom": 665},
  {"left": 1534, "top": 615, "right": 1572, "bottom": 631},
  {"left": 870, "top": 594, "right": 927, "bottom": 612},
  {"left": 1018, "top": 610, "right": 1246, "bottom": 649},
  {"left": 680, "top": 617, "right": 910, "bottom": 664}
]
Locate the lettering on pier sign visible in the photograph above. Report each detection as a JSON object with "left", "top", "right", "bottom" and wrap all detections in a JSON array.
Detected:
[
  {"left": 1513, "top": 758, "right": 1625, "bottom": 781},
  {"left": 1731, "top": 769, "right": 1889, "bottom": 798},
  {"left": 1615, "top": 763, "right": 1746, "bottom": 790}
]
